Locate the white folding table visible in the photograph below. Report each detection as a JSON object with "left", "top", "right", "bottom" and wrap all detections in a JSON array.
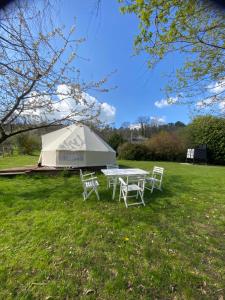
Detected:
[{"left": 101, "top": 168, "right": 149, "bottom": 200}]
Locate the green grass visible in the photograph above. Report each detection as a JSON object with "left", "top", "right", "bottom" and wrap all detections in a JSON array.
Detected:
[
  {"left": 0, "top": 157, "right": 225, "bottom": 299},
  {"left": 0, "top": 154, "right": 38, "bottom": 169}
]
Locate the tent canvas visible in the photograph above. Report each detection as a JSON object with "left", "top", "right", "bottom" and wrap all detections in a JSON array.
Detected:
[{"left": 39, "top": 124, "right": 116, "bottom": 167}]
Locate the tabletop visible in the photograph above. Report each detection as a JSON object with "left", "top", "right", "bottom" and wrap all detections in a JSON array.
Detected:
[{"left": 101, "top": 168, "right": 149, "bottom": 177}]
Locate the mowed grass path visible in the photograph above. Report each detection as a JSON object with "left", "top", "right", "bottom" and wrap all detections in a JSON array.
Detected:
[{"left": 0, "top": 156, "right": 225, "bottom": 299}]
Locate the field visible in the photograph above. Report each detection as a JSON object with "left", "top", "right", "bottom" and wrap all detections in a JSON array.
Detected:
[{"left": 0, "top": 155, "right": 225, "bottom": 299}]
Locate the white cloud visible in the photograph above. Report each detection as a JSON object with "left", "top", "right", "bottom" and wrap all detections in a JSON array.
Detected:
[
  {"left": 219, "top": 100, "right": 225, "bottom": 112},
  {"left": 22, "top": 84, "right": 116, "bottom": 124},
  {"left": 196, "top": 96, "right": 225, "bottom": 114},
  {"left": 207, "top": 79, "right": 225, "bottom": 94},
  {"left": 56, "top": 84, "right": 116, "bottom": 123},
  {"left": 154, "top": 96, "right": 178, "bottom": 108},
  {"left": 99, "top": 102, "right": 116, "bottom": 123},
  {"left": 150, "top": 116, "right": 166, "bottom": 124},
  {"left": 196, "top": 98, "right": 214, "bottom": 109}
]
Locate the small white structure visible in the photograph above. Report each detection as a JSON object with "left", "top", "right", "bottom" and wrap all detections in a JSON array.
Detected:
[
  {"left": 187, "top": 148, "right": 195, "bottom": 159},
  {"left": 39, "top": 124, "right": 116, "bottom": 168}
]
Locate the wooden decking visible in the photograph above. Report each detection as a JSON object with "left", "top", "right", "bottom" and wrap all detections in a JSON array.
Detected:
[{"left": 0, "top": 165, "right": 105, "bottom": 176}]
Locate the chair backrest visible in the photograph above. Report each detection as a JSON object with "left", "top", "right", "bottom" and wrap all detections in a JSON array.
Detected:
[
  {"left": 152, "top": 166, "right": 164, "bottom": 181},
  {"left": 106, "top": 164, "right": 119, "bottom": 169},
  {"left": 119, "top": 177, "right": 127, "bottom": 187},
  {"left": 127, "top": 175, "right": 143, "bottom": 183},
  {"left": 128, "top": 176, "right": 146, "bottom": 190},
  {"left": 153, "top": 166, "right": 164, "bottom": 174}
]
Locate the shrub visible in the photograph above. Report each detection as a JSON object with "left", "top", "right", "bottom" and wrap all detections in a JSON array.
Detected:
[
  {"left": 188, "top": 116, "right": 225, "bottom": 164},
  {"left": 17, "top": 133, "right": 40, "bottom": 155},
  {"left": 118, "top": 143, "right": 151, "bottom": 160},
  {"left": 107, "top": 132, "right": 124, "bottom": 153},
  {"left": 146, "top": 130, "right": 187, "bottom": 161}
]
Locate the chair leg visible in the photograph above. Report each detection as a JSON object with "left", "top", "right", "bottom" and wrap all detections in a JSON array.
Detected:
[
  {"left": 83, "top": 188, "right": 95, "bottom": 201},
  {"left": 151, "top": 182, "right": 155, "bottom": 193},
  {"left": 159, "top": 182, "right": 162, "bottom": 191},
  {"left": 124, "top": 197, "right": 128, "bottom": 208},
  {"left": 119, "top": 187, "right": 122, "bottom": 202},
  {"left": 139, "top": 190, "right": 145, "bottom": 206},
  {"left": 107, "top": 178, "right": 111, "bottom": 189},
  {"left": 120, "top": 189, "right": 127, "bottom": 207},
  {"left": 112, "top": 178, "right": 117, "bottom": 200},
  {"left": 123, "top": 191, "right": 128, "bottom": 208},
  {"left": 95, "top": 188, "right": 100, "bottom": 200}
]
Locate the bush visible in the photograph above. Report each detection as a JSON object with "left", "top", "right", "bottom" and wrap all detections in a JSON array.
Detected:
[
  {"left": 188, "top": 116, "right": 225, "bottom": 164},
  {"left": 147, "top": 131, "right": 186, "bottom": 161},
  {"left": 17, "top": 133, "right": 40, "bottom": 155},
  {"left": 146, "top": 130, "right": 187, "bottom": 161},
  {"left": 118, "top": 143, "right": 151, "bottom": 160},
  {"left": 107, "top": 132, "right": 124, "bottom": 153}
]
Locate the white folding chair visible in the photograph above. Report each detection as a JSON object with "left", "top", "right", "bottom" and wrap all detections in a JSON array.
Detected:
[
  {"left": 106, "top": 164, "right": 119, "bottom": 189},
  {"left": 118, "top": 176, "right": 145, "bottom": 208},
  {"left": 80, "top": 169, "right": 100, "bottom": 201},
  {"left": 145, "top": 166, "right": 164, "bottom": 193}
]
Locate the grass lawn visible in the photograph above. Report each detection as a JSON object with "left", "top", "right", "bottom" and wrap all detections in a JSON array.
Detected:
[
  {"left": 0, "top": 154, "right": 39, "bottom": 169},
  {"left": 0, "top": 156, "right": 225, "bottom": 299}
]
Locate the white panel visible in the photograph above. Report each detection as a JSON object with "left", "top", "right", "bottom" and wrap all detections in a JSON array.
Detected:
[
  {"left": 56, "top": 150, "right": 85, "bottom": 167},
  {"left": 187, "top": 148, "right": 195, "bottom": 159},
  {"left": 41, "top": 151, "right": 57, "bottom": 166},
  {"left": 85, "top": 151, "right": 116, "bottom": 166}
]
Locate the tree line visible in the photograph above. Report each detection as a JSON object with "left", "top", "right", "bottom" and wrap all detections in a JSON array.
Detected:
[
  {"left": 96, "top": 115, "right": 225, "bottom": 165},
  {"left": 1, "top": 115, "right": 224, "bottom": 165}
]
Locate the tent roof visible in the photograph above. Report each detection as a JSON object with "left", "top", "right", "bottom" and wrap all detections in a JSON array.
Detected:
[{"left": 41, "top": 124, "right": 115, "bottom": 153}]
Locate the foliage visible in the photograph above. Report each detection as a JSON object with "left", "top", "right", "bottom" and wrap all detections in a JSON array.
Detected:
[
  {"left": 188, "top": 115, "right": 225, "bottom": 164},
  {"left": 61, "top": 168, "right": 72, "bottom": 178},
  {"left": 0, "top": 157, "right": 225, "bottom": 298},
  {"left": 118, "top": 142, "right": 150, "bottom": 160},
  {"left": 16, "top": 134, "right": 40, "bottom": 155},
  {"left": 96, "top": 120, "right": 187, "bottom": 144},
  {"left": 119, "top": 0, "right": 225, "bottom": 113},
  {"left": 107, "top": 132, "right": 124, "bottom": 152},
  {"left": 118, "top": 129, "right": 188, "bottom": 162},
  {"left": 146, "top": 130, "right": 187, "bottom": 161},
  {"left": 0, "top": 2, "right": 107, "bottom": 145}
]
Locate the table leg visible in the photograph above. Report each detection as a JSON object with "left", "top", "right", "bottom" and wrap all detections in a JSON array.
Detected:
[{"left": 112, "top": 177, "right": 117, "bottom": 200}]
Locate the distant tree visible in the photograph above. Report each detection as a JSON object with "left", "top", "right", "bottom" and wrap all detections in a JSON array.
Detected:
[
  {"left": 120, "top": 0, "right": 225, "bottom": 114},
  {"left": 118, "top": 142, "right": 150, "bottom": 160},
  {"left": 17, "top": 133, "right": 40, "bottom": 155},
  {"left": 0, "top": 1, "right": 107, "bottom": 145},
  {"left": 188, "top": 116, "right": 225, "bottom": 164},
  {"left": 137, "top": 116, "right": 150, "bottom": 136},
  {"left": 108, "top": 132, "right": 124, "bottom": 153},
  {"left": 175, "top": 121, "right": 186, "bottom": 127}
]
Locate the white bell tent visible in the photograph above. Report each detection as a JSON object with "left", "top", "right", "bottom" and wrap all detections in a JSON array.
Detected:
[{"left": 39, "top": 124, "right": 116, "bottom": 167}]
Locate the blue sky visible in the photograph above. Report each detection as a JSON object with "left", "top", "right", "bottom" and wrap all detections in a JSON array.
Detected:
[{"left": 54, "top": 0, "right": 191, "bottom": 127}]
